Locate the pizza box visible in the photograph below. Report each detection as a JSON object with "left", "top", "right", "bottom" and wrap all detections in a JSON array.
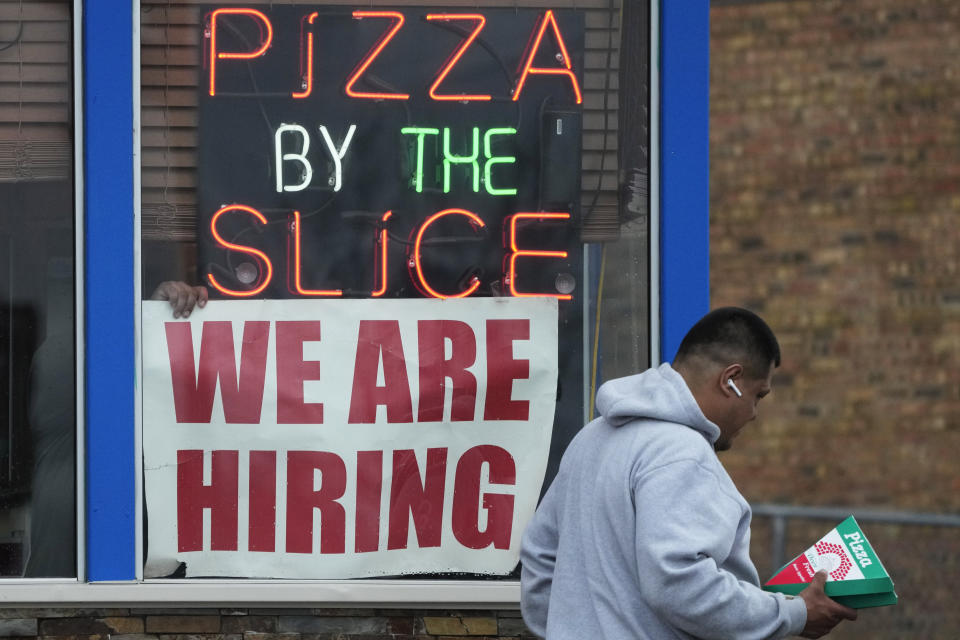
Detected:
[
  {"left": 763, "top": 516, "right": 897, "bottom": 608},
  {"left": 831, "top": 590, "right": 899, "bottom": 609}
]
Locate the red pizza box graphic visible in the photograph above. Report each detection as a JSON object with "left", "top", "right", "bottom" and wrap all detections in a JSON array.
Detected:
[{"left": 763, "top": 516, "right": 897, "bottom": 608}]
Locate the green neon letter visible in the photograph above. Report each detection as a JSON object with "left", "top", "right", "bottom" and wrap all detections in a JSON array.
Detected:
[
  {"left": 483, "top": 127, "right": 518, "bottom": 196},
  {"left": 442, "top": 127, "right": 480, "bottom": 193},
  {"left": 401, "top": 127, "right": 440, "bottom": 193}
]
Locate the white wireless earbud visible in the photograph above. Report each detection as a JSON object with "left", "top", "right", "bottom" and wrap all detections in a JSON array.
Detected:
[{"left": 727, "top": 379, "right": 743, "bottom": 397}]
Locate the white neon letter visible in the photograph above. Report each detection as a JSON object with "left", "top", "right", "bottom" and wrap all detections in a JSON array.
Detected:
[
  {"left": 275, "top": 124, "right": 312, "bottom": 193},
  {"left": 318, "top": 124, "right": 357, "bottom": 192}
]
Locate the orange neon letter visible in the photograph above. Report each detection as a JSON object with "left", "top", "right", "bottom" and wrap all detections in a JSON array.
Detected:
[
  {"left": 207, "top": 205, "right": 274, "bottom": 297},
  {"left": 425, "top": 14, "right": 490, "bottom": 102},
  {"left": 505, "top": 212, "right": 571, "bottom": 300},
  {"left": 372, "top": 211, "right": 393, "bottom": 297},
  {"left": 512, "top": 10, "right": 582, "bottom": 104},
  {"left": 292, "top": 12, "right": 318, "bottom": 99},
  {"left": 345, "top": 11, "right": 409, "bottom": 100},
  {"left": 413, "top": 209, "right": 485, "bottom": 299},
  {"left": 208, "top": 8, "right": 274, "bottom": 97},
  {"left": 291, "top": 211, "right": 343, "bottom": 297}
]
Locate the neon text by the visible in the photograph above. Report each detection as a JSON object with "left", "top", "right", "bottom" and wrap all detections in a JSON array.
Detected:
[
  {"left": 275, "top": 123, "right": 357, "bottom": 193},
  {"left": 400, "top": 127, "right": 517, "bottom": 196}
]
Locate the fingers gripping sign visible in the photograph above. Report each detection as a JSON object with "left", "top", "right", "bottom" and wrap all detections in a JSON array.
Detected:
[{"left": 151, "top": 281, "right": 209, "bottom": 319}]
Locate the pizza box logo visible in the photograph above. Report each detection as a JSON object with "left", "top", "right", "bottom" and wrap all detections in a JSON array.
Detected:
[{"left": 763, "top": 516, "right": 897, "bottom": 608}]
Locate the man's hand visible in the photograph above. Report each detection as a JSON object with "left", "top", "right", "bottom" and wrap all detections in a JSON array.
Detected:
[
  {"left": 150, "top": 281, "right": 208, "bottom": 318},
  {"left": 798, "top": 570, "right": 858, "bottom": 638}
]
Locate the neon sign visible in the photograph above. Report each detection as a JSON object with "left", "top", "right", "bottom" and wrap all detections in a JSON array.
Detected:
[
  {"left": 206, "top": 8, "right": 582, "bottom": 103},
  {"left": 344, "top": 11, "right": 410, "bottom": 101},
  {"left": 513, "top": 10, "right": 583, "bottom": 105},
  {"left": 199, "top": 6, "right": 584, "bottom": 301},
  {"left": 425, "top": 14, "right": 491, "bottom": 102},
  {"left": 291, "top": 12, "right": 318, "bottom": 99},
  {"left": 208, "top": 8, "right": 273, "bottom": 97},
  {"left": 411, "top": 209, "right": 486, "bottom": 299},
  {"left": 207, "top": 205, "right": 272, "bottom": 297}
]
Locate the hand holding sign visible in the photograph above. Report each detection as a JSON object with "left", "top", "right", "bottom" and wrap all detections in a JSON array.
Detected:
[{"left": 150, "top": 281, "right": 209, "bottom": 319}]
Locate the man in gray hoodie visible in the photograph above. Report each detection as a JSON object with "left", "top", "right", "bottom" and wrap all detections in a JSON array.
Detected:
[{"left": 520, "top": 307, "right": 857, "bottom": 639}]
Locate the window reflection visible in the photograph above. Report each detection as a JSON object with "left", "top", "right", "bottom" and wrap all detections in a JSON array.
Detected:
[{"left": 0, "top": 1, "right": 76, "bottom": 578}]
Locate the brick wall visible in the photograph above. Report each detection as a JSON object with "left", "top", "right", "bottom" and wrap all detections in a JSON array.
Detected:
[
  {"left": 711, "top": 0, "right": 960, "bottom": 636},
  {"left": 0, "top": 609, "right": 533, "bottom": 640},
  {"left": 711, "top": 0, "right": 960, "bottom": 508}
]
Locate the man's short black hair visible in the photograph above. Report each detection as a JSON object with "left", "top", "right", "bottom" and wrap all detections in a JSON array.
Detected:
[{"left": 674, "top": 307, "right": 781, "bottom": 378}]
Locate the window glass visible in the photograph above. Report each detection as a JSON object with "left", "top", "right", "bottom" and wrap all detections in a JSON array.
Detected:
[
  {"left": 0, "top": 0, "right": 77, "bottom": 578},
  {"left": 139, "top": 0, "right": 646, "bottom": 580}
]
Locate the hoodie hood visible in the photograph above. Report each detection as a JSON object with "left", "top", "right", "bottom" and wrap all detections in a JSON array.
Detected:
[{"left": 595, "top": 362, "right": 720, "bottom": 444}]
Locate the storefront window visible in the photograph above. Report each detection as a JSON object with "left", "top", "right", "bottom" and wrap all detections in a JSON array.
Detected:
[
  {"left": 140, "top": 0, "right": 646, "bottom": 581},
  {"left": 0, "top": 0, "right": 77, "bottom": 578}
]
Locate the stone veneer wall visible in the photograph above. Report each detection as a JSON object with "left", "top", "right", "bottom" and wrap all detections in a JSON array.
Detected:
[{"left": 0, "top": 609, "right": 533, "bottom": 640}]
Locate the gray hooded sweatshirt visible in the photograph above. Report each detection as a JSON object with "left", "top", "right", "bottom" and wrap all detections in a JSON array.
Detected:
[{"left": 520, "top": 363, "right": 807, "bottom": 639}]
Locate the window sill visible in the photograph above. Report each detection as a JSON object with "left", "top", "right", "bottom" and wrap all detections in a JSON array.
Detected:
[{"left": 0, "top": 579, "right": 521, "bottom": 608}]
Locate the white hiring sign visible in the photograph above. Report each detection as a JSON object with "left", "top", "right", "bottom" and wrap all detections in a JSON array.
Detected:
[{"left": 142, "top": 298, "right": 557, "bottom": 578}]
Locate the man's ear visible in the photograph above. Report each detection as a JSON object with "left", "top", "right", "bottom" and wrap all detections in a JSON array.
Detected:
[{"left": 719, "top": 363, "right": 744, "bottom": 396}]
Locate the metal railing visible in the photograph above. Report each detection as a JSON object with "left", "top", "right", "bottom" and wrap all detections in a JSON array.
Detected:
[{"left": 751, "top": 503, "right": 960, "bottom": 570}]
